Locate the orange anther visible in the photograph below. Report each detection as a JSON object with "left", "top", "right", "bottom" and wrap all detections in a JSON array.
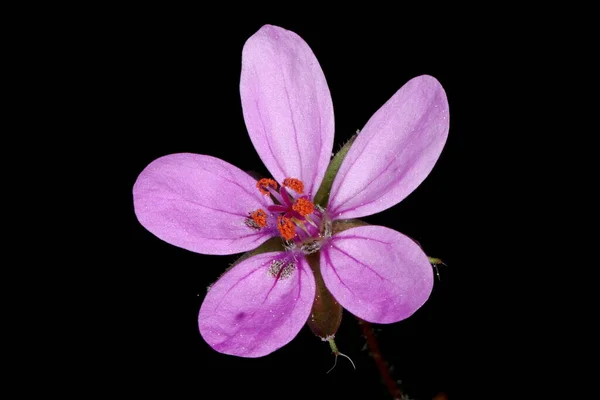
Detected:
[
  {"left": 249, "top": 209, "right": 267, "bottom": 228},
  {"left": 277, "top": 216, "right": 296, "bottom": 241},
  {"left": 283, "top": 178, "right": 304, "bottom": 194},
  {"left": 256, "top": 178, "right": 278, "bottom": 195},
  {"left": 292, "top": 198, "right": 315, "bottom": 217}
]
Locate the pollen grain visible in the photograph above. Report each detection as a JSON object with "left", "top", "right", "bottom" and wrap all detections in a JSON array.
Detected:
[
  {"left": 257, "top": 178, "right": 278, "bottom": 195},
  {"left": 292, "top": 197, "right": 315, "bottom": 216},
  {"left": 249, "top": 209, "right": 267, "bottom": 228},
  {"left": 283, "top": 178, "right": 304, "bottom": 194},
  {"left": 277, "top": 216, "right": 296, "bottom": 241}
]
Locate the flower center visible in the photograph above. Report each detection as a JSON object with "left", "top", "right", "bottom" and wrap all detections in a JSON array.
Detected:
[{"left": 246, "top": 177, "right": 331, "bottom": 253}]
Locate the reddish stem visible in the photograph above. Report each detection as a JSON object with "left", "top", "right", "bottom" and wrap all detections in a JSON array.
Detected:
[
  {"left": 359, "top": 318, "right": 448, "bottom": 400},
  {"left": 357, "top": 318, "right": 403, "bottom": 399}
]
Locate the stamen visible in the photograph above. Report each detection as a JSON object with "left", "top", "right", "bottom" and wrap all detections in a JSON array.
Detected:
[
  {"left": 304, "top": 214, "right": 319, "bottom": 229},
  {"left": 248, "top": 209, "right": 267, "bottom": 228},
  {"left": 256, "top": 178, "right": 278, "bottom": 195},
  {"left": 283, "top": 178, "right": 304, "bottom": 194},
  {"left": 291, "top": 217, "right": 311, "bottom": 236},
  {"left": 292, "top": 197, "right": 315, "bottom": 216},
  {"left": 277, "top": 216, "right": 296, "bottom": 241}
]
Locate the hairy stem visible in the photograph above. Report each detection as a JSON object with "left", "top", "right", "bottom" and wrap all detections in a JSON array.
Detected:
[{"left": 357, "top": 318, "right": 404, "bottom": 400}]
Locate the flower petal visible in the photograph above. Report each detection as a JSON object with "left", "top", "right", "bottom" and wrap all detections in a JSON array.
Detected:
[
  {"left": 240, "top": 24, "right": 334, "bottom": 197},
  {"left": 199, "top": 252, "right": 315, "bottom": 357},
  {"left": 133, "top": 153, "right": 274, "bottom": 255},
  {"left": 327, "top": 75, "right": 449, "bottom": 219},
  {"left": 320, "top": 226, "right": 433, "bottom": 323}
]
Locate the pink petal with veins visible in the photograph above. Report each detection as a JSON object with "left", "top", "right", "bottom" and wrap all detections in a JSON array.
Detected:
[
  {"left": 320, "top": 225, "right": 433, "bottom": 323},
  {"left": 240, "top": 24, "right": 334, "bottom": 196},
  {"left": 133, "top": 153, "right": 273, "bottom": 255},
  {"left": 328, "top": 75, "right": 449, "bottom": 219},
  {"left": 199, "top": 252, "right": 315, "bottom": 357}
]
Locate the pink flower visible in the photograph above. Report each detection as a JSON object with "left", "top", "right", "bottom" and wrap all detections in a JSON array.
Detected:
[{"left": 133, "top": 25, "right": 449, "bottom": 357}]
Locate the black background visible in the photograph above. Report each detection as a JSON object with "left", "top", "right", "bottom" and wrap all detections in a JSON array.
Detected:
[{"left": 119, "top": 20, "right": 494, "bottom": 400}]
